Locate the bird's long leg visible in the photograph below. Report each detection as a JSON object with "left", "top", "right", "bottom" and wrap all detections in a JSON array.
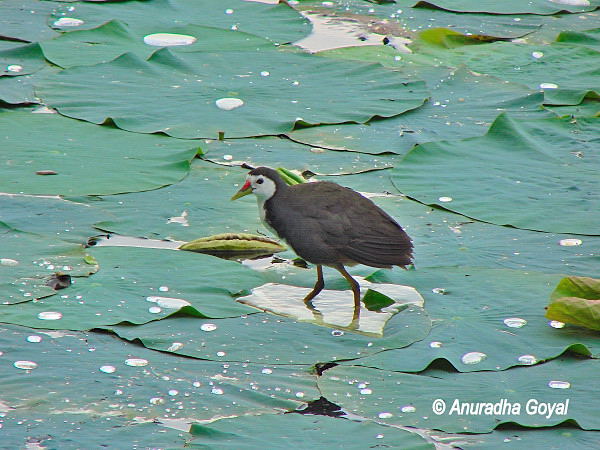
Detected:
[
  {"left": 334, "top": 264, "right": 361, "bottom": 312},
  {"left": 303, "top": 264, "right": 324, "bottom": 306}
]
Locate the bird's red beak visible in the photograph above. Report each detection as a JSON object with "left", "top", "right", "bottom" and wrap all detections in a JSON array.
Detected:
[{"left": 231, "top": 180, "right": 252, "bottom": 200}]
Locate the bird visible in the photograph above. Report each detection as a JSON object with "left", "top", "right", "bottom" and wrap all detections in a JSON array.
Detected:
[{"left": 231, "top": 167, "right": 413, "bottom": 310}]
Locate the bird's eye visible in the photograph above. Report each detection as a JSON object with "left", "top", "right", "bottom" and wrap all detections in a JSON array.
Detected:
[{"left": 256, "top": 178, "right": 264, "bottom": 185}]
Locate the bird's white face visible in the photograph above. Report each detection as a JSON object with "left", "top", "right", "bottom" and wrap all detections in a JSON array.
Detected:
[{"left": 245, "top": 174, "right": 277, "bottom": 200}]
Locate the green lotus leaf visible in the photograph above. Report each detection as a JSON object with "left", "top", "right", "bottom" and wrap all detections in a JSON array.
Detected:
[
  {"left": 557, "top": 28, "right": 600, "bottom": 51},
  {"left": 0, "top": 43, "right": 47, "bottom": 77},
  {"left": 287, "top": 66, "right": 548, "bottom": 155},
  {"left": 0, "top": 246, "right": 260, "bottom": 330},
  {"left": 0, "top": 0, "right": 60, "bottom": 42},
  {"left": 296, "top": 0, "right": 548, "bottom": 41},
  {"left": 421, "top": 40, "right": 600, "bottom": 106},
  {"left": 413, "top": 0, "right": 598, "bottom": 14},
  {"left": 102, "top": 304, "right": 432, "bottom": 365},
  {"left": 545, "top": 97, "right": 600, "bottom": 118},
  {"left": 0, "top": 323, "right": 318, "bottom": 447},
  {"left": 319, "top": 356, "right": 600, "bottom": 433},
  {"left": 50, "top": 0, "right": 311, "bottom": 44},
  {"left": 200, "top": 136, "right": 393, "bottom": 175},
  {"left": 189, "top": 413, "right": 433, "bottom": 449},
  {"left": 84, "top": 162, "right": 261, "bottom": 242},
  {"left": 390, "top": 114, "right": 600, "bottom": 234},
  {"left": 1, "top": 194, "right": 109, "bottom": 242},
  {"left": 445, "top": 426, "right": 600, "bottom": 448},
  {"left": 0, "top": 226, "right": 97, "bottom": 305},
  {"left": 35, "top": 48, "right": 429, "bottom": 138},
  {"left": 41, "top": 20, "right": 277, "bottom": 68},
  {"left": 353, "top": 265, "right": 600, "bottom": 372},
  {"left": 0, "top": 108, "right": 199, "bottom": 196},
  {"left": 0, "top": 66, "right": 58, "bottom": 105}
]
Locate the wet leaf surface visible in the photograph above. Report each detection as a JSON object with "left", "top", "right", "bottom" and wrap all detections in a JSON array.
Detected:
[
  {"left": 0, "top": 43, "right": 48, "bottom": 77},
  {"left": 346, "top": 267, "right": 600, "bottom": 372},
  {"left": 319, "top": 355, "right": 600, "bottom": 433},
  {"left": 36, "top": 49, "right": 428, "bottom": 138},
  {"left": 0, "top": 109, "right": 199, "bottom": 196},
  {"left": 412, "top": 0, "right": 598, "bottom": 15},
  {"left": 102, "top": 303, "right": 431, "bottom": 365},
  {"left": 288, "top": 66, "right": 549, "bottom": 155},
  {"left": 0, "top": 226, "right": 96, "bottom": 305},
  {"left": 0, "top": 246, "right": 260, "bottom": 330},
  {"left": 0, "top": 323, "right": 318, "bottom": 447},
  {"left": 200, "top": 136, "right": 396, "bottom": 174},
  {"left": 189, "top": 413, "right": 433, "bottom": 449},
  {"left": 1, "top": 0, "right": 599, "bottom": 445},
  {"left": 49, "top": 0, "right": 311, "bottom": 44},
  {"left": 41, "top": 20, "right": 277, "bottom": 68},
  {"left": 390, "top": 114, "right": 600, "bottom": 234}
]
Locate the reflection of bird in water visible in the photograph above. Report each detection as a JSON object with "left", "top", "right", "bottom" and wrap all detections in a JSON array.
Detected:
[{"left": 231, "top": 167, "right": 413, "bottom": 314}]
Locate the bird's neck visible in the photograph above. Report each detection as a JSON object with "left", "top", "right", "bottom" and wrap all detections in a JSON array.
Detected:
[{"left": 256, "top": 196, "right": 277, "bottom": 234}]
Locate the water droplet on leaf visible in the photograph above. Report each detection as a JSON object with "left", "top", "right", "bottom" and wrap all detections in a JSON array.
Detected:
[
  {"left": 539, "top": 82, "right": 558, "bottom": 89},
  {"left": 143, "top": 33, "right": 197, "bottom": 47},
  {"left": 37, "top": 311, "right": 63, "bottom": 320},
  {"left": 0, "top": 258, "right": 19, "bottom": 266},
  {"left": 201, "top": 323, "right": 217, "bottom": 332},
  {"left": 503, "top": 317, "right": 527, "bottom": 328},
  {"left": 215, "top": 98, "right": 244, "bottom": 111},
  {"left": 125, "top": 358, "right": 149, "bottom": 367},
  {"left": 518, "top": 355, "right": 537, "bottom": 365},
  {"left": 14, "top": 360, "right": 38, "bottom": 370},
  {"left": 461, "top": 351, "right": 487, "bottom": 364},
  {"left": 548, "top": 380, "right": 571, "bottom": 389},
  {"left": 559, "top": 238, "right": 582, "bottom": 246},
  {"left": 53, "top": 17, "right": 84, "bottom": 27},
  {"left": 146, "top": 296, "right": 190, "bottom": 309},
  {"left": 167, "top": 342, "right": 184, "bottom": 352}
]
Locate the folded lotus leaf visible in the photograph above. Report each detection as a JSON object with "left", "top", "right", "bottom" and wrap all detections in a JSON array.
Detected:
[
  {"left": 179, "top": 233, "right": 286, "bottom": 254},
  {"left": 276, "top": 167, "right": 306, "bottom": 185},
  {"left": 546, "top": 276, "right": 600, "bottom": 331},
  {"left": 546, "top": 297, "right": 600, "bottom": 331}
]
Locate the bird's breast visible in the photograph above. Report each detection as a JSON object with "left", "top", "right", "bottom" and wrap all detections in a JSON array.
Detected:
[{"left": 256, "top": 197, "right": 277, "bottom": 235}]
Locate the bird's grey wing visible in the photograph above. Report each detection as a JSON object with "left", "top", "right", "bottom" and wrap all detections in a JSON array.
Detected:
[
  {"left": 304, "top": 184, "right": 413, "bottom": 268},
  {"left": 273, "top": 183, "right": 412, "bottom": 268}
]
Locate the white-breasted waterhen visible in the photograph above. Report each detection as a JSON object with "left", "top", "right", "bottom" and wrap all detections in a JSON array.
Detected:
[{"left": 231, "top": 167, "right": 413, "bottom": 310}]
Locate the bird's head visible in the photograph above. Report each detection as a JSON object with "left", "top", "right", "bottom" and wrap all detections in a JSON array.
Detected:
[{"left": 231, "top": 167, "right": 282, "bottom": 201}]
